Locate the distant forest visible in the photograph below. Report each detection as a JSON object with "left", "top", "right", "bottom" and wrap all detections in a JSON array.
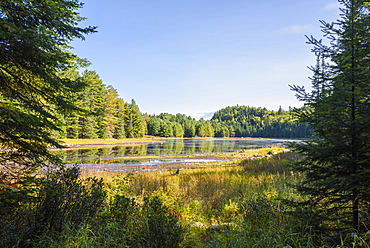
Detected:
[
  {"left": 59, "top": 70, "right": 310, "bottom": 139},
  {"left": 146, "top": 106, "right": 310, "bottom": 138}
]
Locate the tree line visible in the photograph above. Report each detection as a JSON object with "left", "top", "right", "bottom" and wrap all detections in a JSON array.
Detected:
[
  {"left": 58, "top": 70, "right": 146, "bottom": 139},
  {"left": 58, "top": 74, "right": 311, "bottom": 140},
  {"left": 211, "top": 105, "right": 310, "bottom": 138},
  {"left": 2, "top": 0, "right": 369, "bottom": 244},
  {"left": 146, "top": 106, "right": 310, "bottom": 138}
]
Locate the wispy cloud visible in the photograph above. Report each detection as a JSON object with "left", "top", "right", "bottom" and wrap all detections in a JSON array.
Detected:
[
  {"left": 279, "top": 24, "right": 312, "bottom": 34},
  {"left": 322, "top": 2, "right": 340, "bottom": 11},
  {"left": 193, "top": 112, "right": 214, "bottom": 120}
]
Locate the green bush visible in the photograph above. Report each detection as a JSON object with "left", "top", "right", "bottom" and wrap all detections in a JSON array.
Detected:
[
  {"left": 33, "top": 166, "right": 105, "bottom": 234},
  {"left": 0, "top": 179, "right": 35, "bottom": 247},
  {"left": 142, "top": 196, "right": 184, "bottom": 248},
  {"left": 0, "top": 165, "right": 106, "bottom": 247}
]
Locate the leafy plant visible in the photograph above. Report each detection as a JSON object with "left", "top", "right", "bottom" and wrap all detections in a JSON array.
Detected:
[{"left": 142, "top": 196, "right": 184, "bottom": 248}]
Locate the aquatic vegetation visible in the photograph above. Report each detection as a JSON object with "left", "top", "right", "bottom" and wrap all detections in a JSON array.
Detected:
[{"left": 3, "top": 149, "right": 357, "bottom": 247}]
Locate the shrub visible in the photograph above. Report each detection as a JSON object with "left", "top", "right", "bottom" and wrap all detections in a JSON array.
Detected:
[
  {"left": 32, "top": 165, "right": 105, "bottom": 235},
  {"left": 142, "top": 195, "right": 184, "bottom": 248},
  {"left": 0, "top": 165, "right": 106, "bottom": 247}
]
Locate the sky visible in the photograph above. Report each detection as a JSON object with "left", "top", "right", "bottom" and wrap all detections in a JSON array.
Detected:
[{"left": 72, "top": 0, "right": 341, "bottom": 119}]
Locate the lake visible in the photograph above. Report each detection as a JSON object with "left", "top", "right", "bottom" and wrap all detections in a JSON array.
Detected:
[{"left": 56, "top": 138, "right": 299, "bottom": 173}]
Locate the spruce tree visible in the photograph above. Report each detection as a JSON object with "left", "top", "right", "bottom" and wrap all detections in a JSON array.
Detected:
[
  {"left": 76, "top": 70, "right": 106, "bottom": 138},
  {"left": 113, "top": 98, "right": 126, "bottom": 139},
  {"left": 0, "top": 0, "right": 95, "bottom": 180},
  {"left": 124, "top": 99, "right": 145, "bottom": 138},
  {"left": 290, "top": 0, "right": 370, "bottom": 233}
]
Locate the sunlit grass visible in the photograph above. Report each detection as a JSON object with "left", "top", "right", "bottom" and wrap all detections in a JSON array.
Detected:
[
  {"left": 30, "top": 148, "right": 359, "bottom": 247},
  {"left": 99, "top": 150, "right": 322, "bottom": 247}
]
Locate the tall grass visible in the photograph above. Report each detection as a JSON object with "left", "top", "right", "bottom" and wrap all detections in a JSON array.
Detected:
[
  {"left": 4, "top": 149, "right": 367, "bottom": 247},
  {"left": 102, "top": 151, "right": 325, "bottom": 247},
  {"left": 110, "top": 151, "right": 368, "bottom": 247}
]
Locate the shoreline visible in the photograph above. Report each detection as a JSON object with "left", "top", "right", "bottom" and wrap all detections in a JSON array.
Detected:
[
  {"left": 59, "top": 137, "right": 299, "bottom": 147},
  {"left": 57, "top": 138, "right": 166, "bottom": 149}
]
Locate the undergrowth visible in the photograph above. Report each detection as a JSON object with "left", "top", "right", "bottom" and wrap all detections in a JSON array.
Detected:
[{"left": 1, "top": 150, "right": 368, "bottom": 247}]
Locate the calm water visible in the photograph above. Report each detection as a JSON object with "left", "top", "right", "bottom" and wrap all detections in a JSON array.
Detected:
[{"left": 55, "top": 138, "right": 298, "bottom": 172}]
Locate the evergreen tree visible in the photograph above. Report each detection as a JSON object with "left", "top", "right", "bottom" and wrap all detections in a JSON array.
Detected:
[
  {"left": 58, "top": 69, "right": 83, "bottom": 139},
  {"left": 0, "top": 0, "right": 95, "bottom": 179},
  {"left": 159, "top": 120, "right": 173, "bottom": 138},
  {"left": 211, "top": 105, "right": 309, "bottom": 138},
  {"left": 196, "top": 120, "right": 214, "bottom": 137},
  {"left": 113, "top": 98, "right": 126, "bottom": 139},
  {"left": 125, "top": 99, "right": 145, "bottom": 138},
  {"left": 80, "top": 70, "right": 106, "bottom": 138},
  {"left": 183, "top": 120, "right": 196, "bottom": 138},
  {"left": 64, "top": 70, "right": 105, "bottom": 139},
  {"left": 172, "top": 122, "right": 184, "bottom": 137},
  {"left": 147, "top": 117, "right": 161, "bottom": 136},
  {"left": 62, "top": 71, "right": 128, "bottom": 139},
  {"left": 146, "top": 113, "right": 190, "bottom": 138},
  {"left": 101, "top": 85, "right": 120, "bottom": 138},
  {"left": 290, "top": 0, "right": 370, "bottom": 232}
]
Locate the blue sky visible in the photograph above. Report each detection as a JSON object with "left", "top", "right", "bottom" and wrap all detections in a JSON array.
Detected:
[{"left": 72, "top": 0, "right": 341, "bottom": 119}]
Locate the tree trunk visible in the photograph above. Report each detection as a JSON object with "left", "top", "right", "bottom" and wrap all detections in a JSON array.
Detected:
[{"left": 352, "top": 190, "right": 359, "bottom": 231}]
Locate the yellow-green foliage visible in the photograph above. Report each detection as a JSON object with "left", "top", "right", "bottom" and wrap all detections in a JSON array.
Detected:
[
  {"left": 119, "top": 152, "right": 299, "bottom": 219},
  {"left": 101, "top": 151, "right": 328, "bottom": 247},
  {"left": 121, "top": 150, "right": 370, "bottom": 247},
  {"left": 21, "top": 149, "right": 370, "bottom": 247}
]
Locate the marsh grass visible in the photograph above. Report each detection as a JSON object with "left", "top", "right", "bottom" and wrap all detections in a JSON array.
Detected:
[
  {"left": 100, "top": 151, "right": 328, "bottom": 247},
  {"left": 124, "top": 150, "right": 370, "bottom": 247},
  {"left": 7, "top": 149, "right": 362, "bottom": 247}
]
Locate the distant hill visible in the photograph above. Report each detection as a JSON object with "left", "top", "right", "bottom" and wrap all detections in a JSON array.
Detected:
[
  {"left": 210, "top": 105, "right": 310, "bottom": 138},
  {"left": 145, "top": 105, "right": 310, "bottom": 139}
]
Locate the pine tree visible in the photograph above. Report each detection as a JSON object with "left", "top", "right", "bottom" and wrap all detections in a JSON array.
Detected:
[
  {"left": 63, "top": 70, "right": 106, "bottom": 139},
  {"left": 60, "top": 69, "right": 83, "bottom": 138},
  {"left": 172, "top": 122, "right": 184, "bottom": 137},
  {"left": 113, "top": 98, "right": 126, "bottom": 139},
  {"left": 0, "top": 0, "right": 95, "bottom": 179},
  {"left": 101, "top": 85, "right": 120, "bottom": 138},
  {"left": 80, "top": 70, "right": 106, "bottom": 138},
  {"left": 290, "top": 0, "right": 370, "bottom": 233},
  {"left": 124, "top": 100, "right": 145, "bottom": 138}
]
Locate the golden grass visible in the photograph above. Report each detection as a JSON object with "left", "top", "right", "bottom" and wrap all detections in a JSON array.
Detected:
[
  {"left": 46, "top": 150, "right": 322, "bottom": 247},
  {"left": 103, "top": 150, "right": 302, "bottom": 226}
]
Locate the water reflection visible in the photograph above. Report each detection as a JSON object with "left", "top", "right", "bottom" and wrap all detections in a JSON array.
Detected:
[{"left": 54, "top": 138, "right": 297, "bottom": 171}]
